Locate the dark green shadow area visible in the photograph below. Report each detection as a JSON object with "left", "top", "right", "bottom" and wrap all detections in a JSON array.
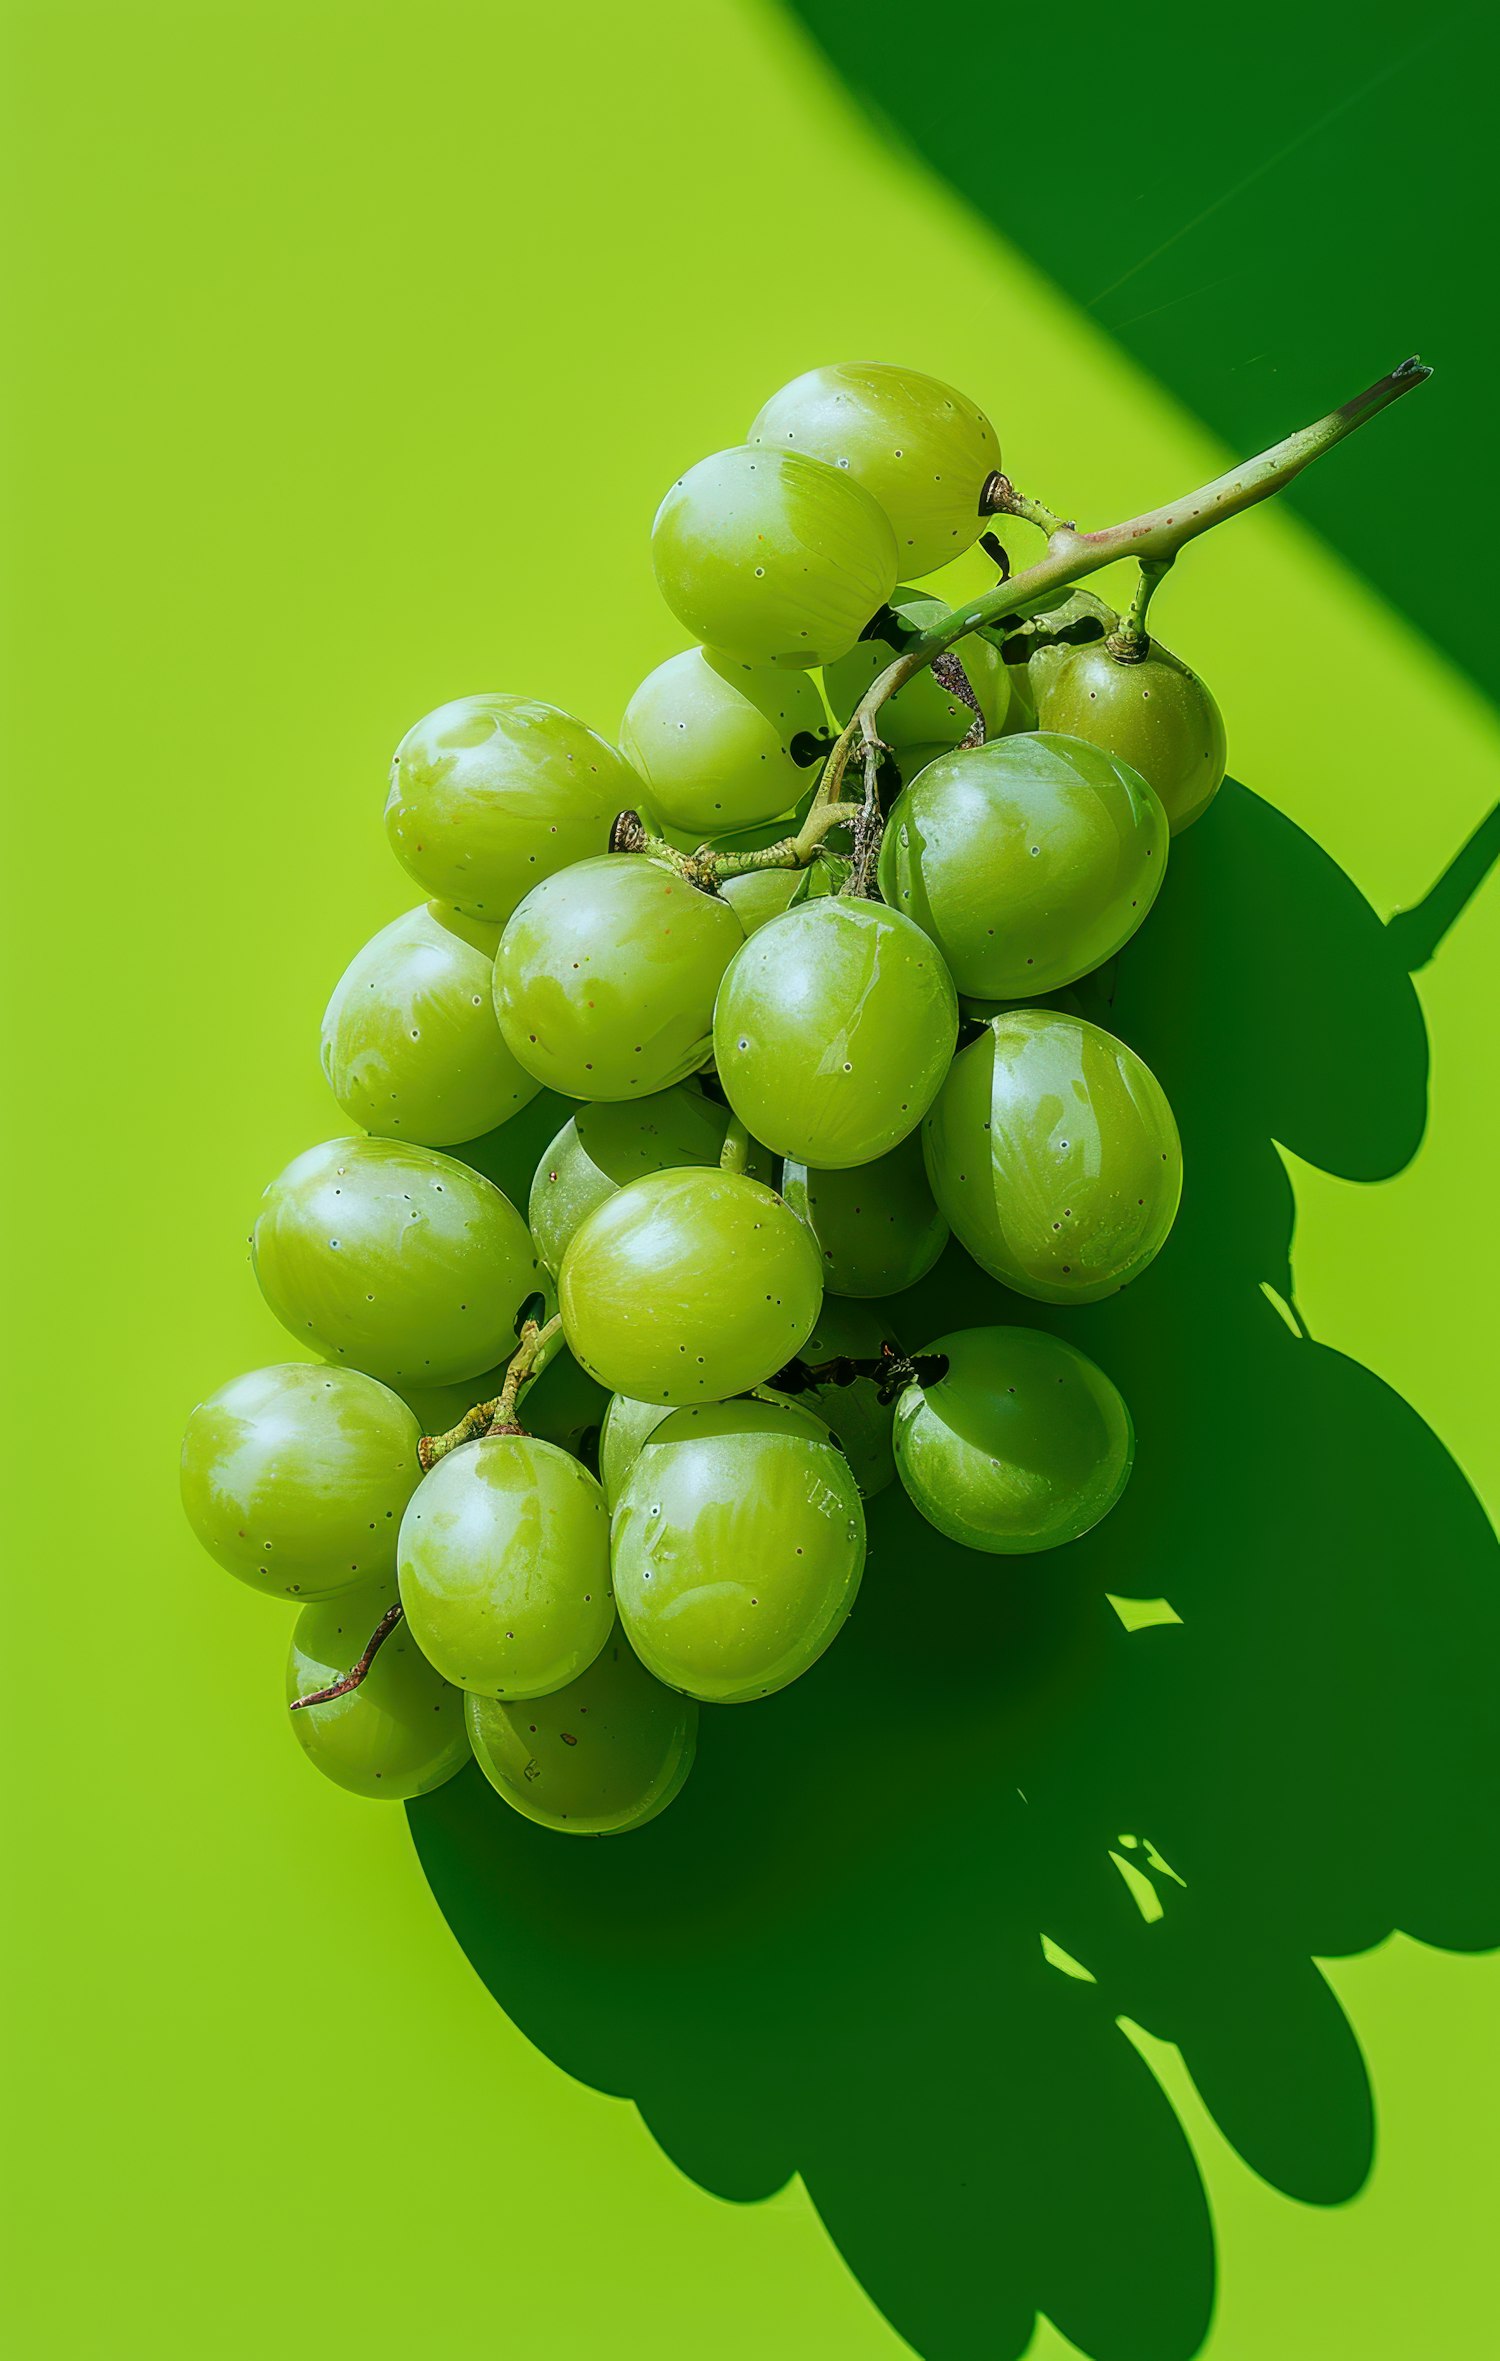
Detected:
[
  {"left": 411, "top": 785, "right": 1500, "bottom": 2361},
  {"left": 784, "top": 0, "right": 1497, "bottom": 708}
]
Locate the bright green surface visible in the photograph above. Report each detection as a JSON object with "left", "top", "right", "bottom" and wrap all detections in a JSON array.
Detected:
[{"left": 4, "top": 6, "right": 1498, "bottom": 2361}]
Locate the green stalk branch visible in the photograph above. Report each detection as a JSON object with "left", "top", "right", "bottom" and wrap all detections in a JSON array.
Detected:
[{"left": 419, "top": 1313, "right": 564, "bottom": 1463}]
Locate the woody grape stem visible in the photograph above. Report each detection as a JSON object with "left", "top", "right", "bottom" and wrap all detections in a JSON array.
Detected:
[{"left": 288, "top": 1602, "right": 406, "bottom": 1713}]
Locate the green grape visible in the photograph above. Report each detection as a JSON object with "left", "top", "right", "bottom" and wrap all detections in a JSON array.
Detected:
[
  {"left": 719, "top": 866, "right": 805, "bottom": 935},
  {"left": 877, "top": 732, "right": 1169, "bottom": 998},
  {"left": 612, "top": 1399, "right": 866, "bottom": 1702},
  {"left": 559, "top": 1168, "right": 823, "bottom": 1404},
  {"left": 749, "top": 363, "right": 999, "bottom": 575},
  {"left": 823, "top": 587, "right": 1009, "bottom": 751},
  {"left": 893, "top": 1326, "right": 1133, "bottom": 1553},
  {"left": 620, "top": 648, "right": 828, "bottom": 834},
  {"left": 320, "top": 902, "right": 540, "bottom": 1147},
  {"left": 599, "top": 1393, "right": 675, "bottom": 1508},
  {"left": 385, "top": 693, "right": 640, "bottom": 923},
  {"left": 466, "top": 1621, "right": 697, "bottom": 1835},
  {"left": 528, "top": 1083, "right": 769, "bottom": 1275},
  {"left": 923, "top": 1008, "right": 1182, "bottom": 1304},
  {"left": 252, "top": 1136, "right": 541, "bottom": 1387},
  {"left": 493, "top": 855, "right": 744, "bottom": 1100},
  {"left": 398, "top": 1434, "right": 613, "bottom": 1696},
  {"left": 1034, "top": 636, "right": 1227, "bottom": 834},
  {"left": 180, "top": 1363, "right": 422, "bottom": 1600},
  {"left": 286, "top": 1578, "right": 471, "bottom": 1798},
  {"left": 713, "top": 897, "right": 957, "bottom": 1167},
  {"left": 651, "top": 446, "right": 898, "bottom": 671},
  {"left": 775, "top": 1297, "right": 897, "bottom": 1497},
  {"left": 781, "top": 1131, "right": 948, "bottom": 1299}
]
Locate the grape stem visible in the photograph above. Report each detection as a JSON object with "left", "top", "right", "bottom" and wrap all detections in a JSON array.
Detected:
[
  {"left": 1108, "top": 558, "right": 1173, "bottom": 662},
  {"left": 418, "top": 1313, "right": 564, "bottom": 1462},
  {"left": 611, "top": 798, "right": 863, "bottom": 891},
  {"left": 288, "top": 1602, "right": 406, "bottom": 1713},
  {"left": 719, "top": 1115, "right": 750, "bottom": 1174},
  {"left": 771, "top": 1343, "right": 952, "bottom": 1407}
]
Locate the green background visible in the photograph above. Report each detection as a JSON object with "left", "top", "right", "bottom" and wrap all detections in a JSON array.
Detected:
[{"left": 4, "top": 3, "right": 1497, "bottom": 2356}]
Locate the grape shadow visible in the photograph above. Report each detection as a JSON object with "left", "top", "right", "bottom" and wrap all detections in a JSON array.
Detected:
[{"left": 410, "top": 781, "right": 1500, "bottom": 2361}]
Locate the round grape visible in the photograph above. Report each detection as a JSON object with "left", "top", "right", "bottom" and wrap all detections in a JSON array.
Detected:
[
  {"left": 611, "top": 1399, "right": 865, "bottom": 1702},
  {"left": 893, "top": 1326, "right": 1134, "bottom": 1553},
  {"left": 493, "top": 855, "right": 744, "bottom": 1100},
  {"left": 399, "top": 1434, "right": 613, "bottom": 1696},
  {"left": 1035, "top": 637, "right": 1227, "bottom": 834},
  {"left": 466, "top": 1621, "right": 698, "bottom": 1835},
  {"left": 384, "top": 693, "right": 640, "bottom": 923},
  {"left": 599, "top": 1393, "right": 675, "bottom": 1509},
  {"left": 652, "top": 446, "right": 897, "bottom": 670},
  {"left": 719, "top": 867, "right": 805, "bottom": 936},
  {"left": 923, "top": 1009, "right": 1182, "bottom": 1304},
  {"left": 878, "top": 732, "right": 1169, "bottom": 998},
  {"left": 823, "top": 587, "right": 1009, "bottom": 751},
  {"left": 713, "top": 897, "right": 957, "bottom": 1167},
  {"left": 180, "top": 1363, "right": 422, "bottom": 1600},
  {"left": 528, "top": 1083, "right": 768, "bottom": 1275},
  {"left": 781, "top": 1131, "right": 948, "bottom": 1299},
  {"left": 559, "top": 1168, "right": 823, "bottom": 1404},
  {"left": 252, "top": 1136, "right": 541, "bottom": 1387},
  {"left": 749, "top": 363, "right": 998, "bottom": 575},
  {"left": 286, "top": 1579, "right": 471, "bottom": 1798},
  {"left": 620, "top": 648, "right": 827, "bottom": 835}
]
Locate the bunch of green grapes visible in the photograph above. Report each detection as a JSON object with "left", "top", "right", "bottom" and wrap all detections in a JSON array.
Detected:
[{"left": 179, "top": 352, "right": 1269, "bottom": 1840}]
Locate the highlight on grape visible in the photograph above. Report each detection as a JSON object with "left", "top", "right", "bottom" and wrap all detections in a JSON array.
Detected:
[{"left": 182, "top": 352, "right": 1430, "bottom": 1832}]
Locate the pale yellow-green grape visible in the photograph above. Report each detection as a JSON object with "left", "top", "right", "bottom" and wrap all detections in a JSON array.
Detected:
[
  {"left": 719, "top": 867, "right": 805, "bottom": 935},
  {"left": 781, "top": 1131, "right": 948, "bottom": 1299},
  {"left": 493, "top": 855, "right": 744, "bottom": 1100},
  {"left": 749, "top": 362, "right": 999, "bottom": 573},
  {"left": 466, "top": 1622, "right": 697, "bottom": 1834},
  {"left": 385, "top": 693, "right": 640, "bottom": 923},
  {"left": 528, "top": 1084, "right": 770, "bottom": 1274},
  {"left": 560, "top": 1168, "right": 823, "bottom": 1404},
  {"left": 1034, "top": 636, "right": 1227, "bottom": 832},
  {"left": 320, "top": 902, "right": 540, "bottom": 1147},
  {"left": 398, "top": 1434, "right": 613, "bottom": 1697},
  {"left": 252, "top": 1136, "right": 541, "bottom": 1387},
  {"left": 620, "top": 647, "right": 828, "bottom": 834},
  {"left": 180, "top": 1363, "right": 422, "bottom": 1600},
  {"left": 611, "top": 1399, "right": 865, "bottom": 1703},
  {"left": 652, "top": 446, "right": 897, "bottom": 670},
  {"left": 598, "top": 1394, "right": 676, "bottom": 1509},
  {"left": 823, "top": 587, "right": 1009, "bottom": 750},
  {"left": 286, "top": 1578, "right": 471, "bottom": 1798}
]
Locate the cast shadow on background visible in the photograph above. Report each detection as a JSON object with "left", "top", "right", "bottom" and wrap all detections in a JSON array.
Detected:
[{"left": 411, "top": 783, "right": 1500, "bottom": 2361}]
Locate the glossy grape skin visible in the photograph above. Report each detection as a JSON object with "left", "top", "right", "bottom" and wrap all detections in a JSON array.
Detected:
[
  {"left": 923, "top": 1009, "right": 1182, "bottom": 1305},
  {"left": 285, "top": 1579, "right": 471, "bottom": 1799},
  {"left": 384, "top": 693, "right": 640, "bottom": 924},
  {"left": 749, "top": 363, "right": 998, "bottom": 575},
  {"left": 652, "top": 446, "right": 898, "bottom": 671},
  {"left": 466, "top": 1621, "right": 698, "bottom": 1835},
  {"left": 560, "top": 1168, "right": 823, "bottom": 1405},
  {"left": 781, "top": 1131, "right": 948, "bottom": 1300},
  {"left": 719, "top": 867, "right": 804, "bottom": 935},
  {"left": 528, "top": 1084, "right": 769, "bottom": 1275},
  {"left": 893, "top": 1326, "right": 1134, "bottom": 1554},
  {"left": 320, "top": 903, "right": 540, "bottom": 1147},
  {"left": 493, "top": 856, "right": 744, "bottom": 1101},
  {"left": 822, "top": 588, "right": 1009, "bottom": 751},
  {"left": 611, "top": 1400, "right": 865, "bottom": 1703},
  {"left": 778, "top": 1297, "right": 897, "bottom": 1497},
  {"left": 1035, "top": 637, "right": 1227, "bottom": 834},
  {"left": 398, "top": 1435, "right": 613, "bottom": 1697},
  {"left": 181, "top": 1363, "right": 422, "bottom": 1600},
  {"left": 252, "top": 1136, "right": 541, "bottom": 1387},
  {"left": 878, "top": 733, "right": 1169, "bottom": 999},
  {"left": 620, "top": 648, "right": 827, "bottom": 835},
  {"left": 714, "top": 897, "right": 957, "bottom": 1168},
  {"left": 599, "top": 1394, "right": 675, "bottom": 1508}
]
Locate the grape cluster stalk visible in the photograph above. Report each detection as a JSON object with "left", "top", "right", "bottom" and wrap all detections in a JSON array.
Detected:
[{"left": 181, "top": 355, "right": 1428, "bottom": 1832}]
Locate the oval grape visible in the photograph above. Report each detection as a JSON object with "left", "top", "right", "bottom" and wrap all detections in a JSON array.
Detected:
[
  {"left": 286, "top": 1579, "right": 471, "bottom": 1798},
  {"left": 1035, "top": 637, "right": 1227, "bottom": 834},
  {"left": 781, "top": 1131, "right": 948, "bottom": 1300},
  {"left": 528, "top": 1083, "right": 768, "bottom": 1276},
  {"left": 466, "top": 1621, "right": 698, "bottom": 1835},
  {"left": 620, "top": 647, "right": 827, "bottom": 834}
]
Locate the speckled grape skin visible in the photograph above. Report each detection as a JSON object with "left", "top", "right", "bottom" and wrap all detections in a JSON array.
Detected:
[
  {"left": 384, "top": 693, "right": 640, "bottom": 923},
  {"left": 923, "top": 1009, "right": 1182, "bottom": 1305},
  {"left": 781, "top": 1132, "right": 949, "bottom": 1300},
  {"left": 749, "top": 363, "right": 999, "bottom": 575},
  {"left": 398, "top": 1436, "right": 613, "bottom": 1698},
  {"left": 1035, "top": 637, "right": 1227, "bottom": 834},
  {"left": 286, "top": 1578, "right": 471, "bottom": 1798},
  {"left": 894, "top": 1326, "right": 1134, "bottom": 1554},
  {"left": 252, "top": 1136, "right": 541, "bottom": 1387},
  {"left": 528, "top": 1085, "right": 769, "bottom": 1276},
  {"left": 466, "top": 1622, "right": 698, "bottom": 1835},
  {"left": 611, "top": 1400, "right": 865, "bottom": 1703},
  {"left": 652, "top": 446, "right": 898, "bottom": 671},
  {"left": 320, "top": 903, "right": 540, "bottom": 1147},
  {"left": 620, "top": 648, "right": 827, "bottom": 834},
  {"left": 823, "top": 588, "right": 1009, "bottom": 750},
  {"left": 878, "top": 733, "right": 1169, "bottom": 998},
  {"left": 714, "top": 897, "right": 957, "bottom": 1168},
  {"left": 493, "top": 856, "right": 744, "bottom": 1101},
  {"left": 559, "top": 1168, "right": 823, "bottom": 1405},
  {"left": 180, "top": 1363, "right": 422, "bottom": 1599}
]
